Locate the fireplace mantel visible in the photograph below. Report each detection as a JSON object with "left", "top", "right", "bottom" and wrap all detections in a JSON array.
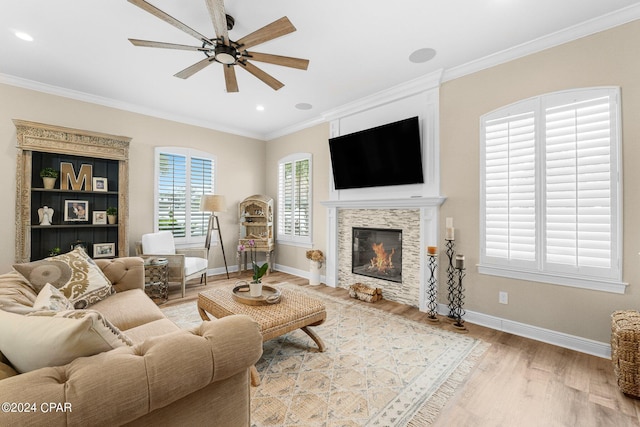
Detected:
[{"left": 320, "top": 196, "right": 446, "bottom": 209}]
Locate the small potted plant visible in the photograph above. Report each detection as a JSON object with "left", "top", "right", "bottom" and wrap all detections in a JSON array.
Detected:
[
  {"left": 247, "top": 240, "right": 268, "bottom": 296},
  {"left": 106, "top": 206, "right": 117, "bottom": 224},
  {"left": 39, "top": 167, "right": 59, "bottom": 189},
  {"left": 48, "top": 247, "right": 61, "bottom": 257}
]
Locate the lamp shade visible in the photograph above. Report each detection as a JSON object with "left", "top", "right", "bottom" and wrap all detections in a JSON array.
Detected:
[{"left": 200, "top": 194, "right": 227, "bottom": 213}]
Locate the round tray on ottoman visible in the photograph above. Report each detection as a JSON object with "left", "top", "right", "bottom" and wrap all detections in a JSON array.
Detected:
[{"left": 232, "top": 283, "right": 281, "bottom": 305}]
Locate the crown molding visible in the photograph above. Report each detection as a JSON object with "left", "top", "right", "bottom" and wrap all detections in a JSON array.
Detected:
[
  {"left": 321, "top": 69, "right": 443, "bottom": 123},
  {"left": 443, "top": 4, "right": 640, "bottom": 82},
  {"left": 0, "top": 73, "right": 264, "bottom": 140}
]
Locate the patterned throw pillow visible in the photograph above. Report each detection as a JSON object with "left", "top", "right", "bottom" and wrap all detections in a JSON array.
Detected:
[
  {"left": 32, "top": 283, "right": 74, "bottom": 311},
  {"left": 0, "top": 309, "right": 132, "bottom": 373},
  {"left": 13, "top": 247, "right": 114, "bottom": 309}
]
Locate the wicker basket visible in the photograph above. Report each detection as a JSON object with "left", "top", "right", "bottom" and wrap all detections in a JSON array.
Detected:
[{"left": 611, "top": 310, "right": 640, "bottom": 397}]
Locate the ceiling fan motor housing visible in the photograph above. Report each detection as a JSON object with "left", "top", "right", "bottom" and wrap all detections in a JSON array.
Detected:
[{"left": 214, "top": 43, "right": 238, "bottom": 64}]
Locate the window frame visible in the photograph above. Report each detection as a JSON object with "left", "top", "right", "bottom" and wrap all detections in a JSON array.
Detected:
[
  {"left": 154, "top": 147, "right": 217, "bottom": 247},
  {"left": 277, "top": 153, "right": 313, "bottom": 248},
  {"left": 478, "top": 87, "right": 626, "bottom": 294}
]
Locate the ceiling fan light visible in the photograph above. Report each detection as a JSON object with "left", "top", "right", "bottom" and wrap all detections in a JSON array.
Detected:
[{"left": 214, "top": 44, "right": 237, "bottom": 65}]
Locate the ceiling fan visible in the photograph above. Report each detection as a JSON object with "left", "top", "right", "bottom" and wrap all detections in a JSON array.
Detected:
[{"left": 127, "top": 0, "right": 309, "bottom": 92}]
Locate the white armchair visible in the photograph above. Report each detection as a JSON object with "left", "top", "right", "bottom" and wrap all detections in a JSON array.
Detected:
[{"left": 135, "top": 231, "right": 208, "bottom": 298}]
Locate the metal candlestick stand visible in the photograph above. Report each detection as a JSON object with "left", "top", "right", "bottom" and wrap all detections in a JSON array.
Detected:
[
  {"left": 445, "top": 239, "right": 456, "bottom": 320},
  {"left": 451, "top": 267, "right": 468, "bottom": 332},
  {"left": 426, "top": 253, "right": 439, "bottom": 322}
]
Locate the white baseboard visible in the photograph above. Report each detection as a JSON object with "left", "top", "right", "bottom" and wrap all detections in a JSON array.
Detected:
[
  {"left": 272, "top": 263, "right": 327, "bottom": 284},
  {"left": 437, "top": 303, "right": 611, "bottom": 359}
]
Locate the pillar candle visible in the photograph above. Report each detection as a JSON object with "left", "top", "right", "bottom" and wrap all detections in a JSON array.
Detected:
[
  {"left": 427, "top": 246, "right": 437, "bottom": 255},
  {"left": 446, "top": 227, "right": 455, "bottom": 240},
  {"left": 455, "top": 254, "right": 465, "bottom": 269}
]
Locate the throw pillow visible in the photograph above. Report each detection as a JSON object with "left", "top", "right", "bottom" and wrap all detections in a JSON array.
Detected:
[
  {"left": 13, "top": 247, "right": 114, "bottom": 309},
  {"left": 32, "top": 283, "right": 74, "bottom": 311},
  {"left": 0, "top": 309, "right": 132, "bottom": 373}
]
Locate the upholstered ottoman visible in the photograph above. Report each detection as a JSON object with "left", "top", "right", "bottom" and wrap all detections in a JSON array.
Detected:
[{"left": 611, "top": 310, "right": 640, "bottom": 397}]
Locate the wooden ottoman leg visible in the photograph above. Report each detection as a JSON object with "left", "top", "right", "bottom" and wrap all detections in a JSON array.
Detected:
[
  {"left": 198, "top": 307, "right": 211, "bottom": 321},
  {"left": 301, "top": 326, "right": 326, "bottom": 352}
]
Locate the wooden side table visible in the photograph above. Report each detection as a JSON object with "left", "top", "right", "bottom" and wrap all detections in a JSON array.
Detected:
[
  {"left": 237, "top": 247, "right": 275, "bottom": 277},
  {"left": 143, "top": 258, "right": 169, "bottom": 304}
]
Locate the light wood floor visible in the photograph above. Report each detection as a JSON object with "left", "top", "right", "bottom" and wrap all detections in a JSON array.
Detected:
[{"left": 166, "top": 271, "right": 640, "bottom": 427}]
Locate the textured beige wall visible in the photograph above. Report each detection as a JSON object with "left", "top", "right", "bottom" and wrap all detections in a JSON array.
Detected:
[
  {"left": 439, "top": 20, "right": 640, "bottom": 343},
  {"left": 265, "top": 123, "right": 330, "bottom": 273},
  {"left": 0, "top": 83, "right": 265, "bottom": 273}
]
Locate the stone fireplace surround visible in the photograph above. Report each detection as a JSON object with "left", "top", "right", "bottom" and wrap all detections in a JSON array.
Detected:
[{"left": 321, "top": 197, "right": 445, "bottom": 310}]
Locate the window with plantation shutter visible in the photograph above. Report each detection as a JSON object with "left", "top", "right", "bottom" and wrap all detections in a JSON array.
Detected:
[
  {"left": 479, "top": 87, "right": 624, "bottom": 293},
  {"left": 155, "top": 147, "right": 215, "bottom": 245},
  {"left": 278, "top": 153, "right": 312, "bottom": 246}
]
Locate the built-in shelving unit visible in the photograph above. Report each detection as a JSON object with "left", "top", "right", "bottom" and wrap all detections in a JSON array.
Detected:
[{"left": 14, "top": 120, "right": 130, "bottom": 262}]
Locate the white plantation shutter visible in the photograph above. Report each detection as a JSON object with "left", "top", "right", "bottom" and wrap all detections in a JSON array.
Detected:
[
  {"left": 480, "top": 88, "right": 622, "bottom": 291},
  {"left": 155, "top": 148, "right": 215, "bottom": 244},
  {"left": 189, "top": 156, "right": 214, "bottom": 238},
  {"left": 295, "top": 159, "right": 310, "bottom": 236},
  {"left": 158, "top": 153, "right": 187, "bottom": 237},
  {"left": 278, "top": 153, "right": 312, "bottom": 245},
  {"left": 545, "top": 95, "right": 613, "bottom": 271},
  {"left": 484, "top": 110, "right": 536, "bottom": 264}
]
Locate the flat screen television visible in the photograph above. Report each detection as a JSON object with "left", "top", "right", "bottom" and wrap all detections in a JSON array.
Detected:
[{"left": 328, "top": 116, "right": 424, "bottom": 190}]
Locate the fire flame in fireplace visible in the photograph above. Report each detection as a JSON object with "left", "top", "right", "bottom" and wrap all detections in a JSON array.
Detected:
[{"left": 369, "top": 242, "right": 395, "bottom": 273}]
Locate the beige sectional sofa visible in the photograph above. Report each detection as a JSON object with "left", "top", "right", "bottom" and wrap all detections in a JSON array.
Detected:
[{"left": 0, "top": 255, "right": 263, "bottom": 426}]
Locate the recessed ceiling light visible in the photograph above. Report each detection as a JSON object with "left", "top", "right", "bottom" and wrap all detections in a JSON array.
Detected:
[
  {"left": 409, "top": 48, "right": 436, "bottom": 63},
  {"left": 256, "top": 105, "right": 265, "bottom": 111},
  {"left": 295, "top": 103, "right": 313, "bottom": 110},
  {"left": 15, "top": 31, "right": 33, "bottom": 42}
]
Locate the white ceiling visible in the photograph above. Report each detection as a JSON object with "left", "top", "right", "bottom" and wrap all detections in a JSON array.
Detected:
[{"left": 2, "top": 0, "right": 640, "bottom": 140}]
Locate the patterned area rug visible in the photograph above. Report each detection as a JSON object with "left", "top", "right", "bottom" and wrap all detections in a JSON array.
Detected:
[{"left": 161, "top": 283, "right": 489, "bottom": 426}]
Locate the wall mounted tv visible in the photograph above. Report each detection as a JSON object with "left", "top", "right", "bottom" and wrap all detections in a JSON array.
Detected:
[{"left": 328, "top": 116, "right": 424, "bottom": 190}]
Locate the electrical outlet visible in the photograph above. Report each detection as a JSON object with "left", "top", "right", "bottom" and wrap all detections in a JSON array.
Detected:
[{"left": 499, "top": 291, "right": 508, "bottom": 304}]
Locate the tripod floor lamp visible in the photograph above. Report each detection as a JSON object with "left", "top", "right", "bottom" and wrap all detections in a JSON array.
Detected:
[{"left": 200, "top": 194, "right": 229, "bottom": 279}]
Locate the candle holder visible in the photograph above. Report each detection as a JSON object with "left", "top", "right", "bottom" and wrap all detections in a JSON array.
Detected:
[
  {"left": 426, "top": 253, "right": 439, "bottom": 322},
  {"left": 445, "top": 239, "right": 456, "bottom": 321},
  {"left": 451, "top": 267, "right": 468, "bottom": 333}
]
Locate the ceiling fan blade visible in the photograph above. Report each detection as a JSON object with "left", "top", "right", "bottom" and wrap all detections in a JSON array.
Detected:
[
  {"left": 129, "top": 39, "right": 206, "bottom": 52},
  {"left": 236, "top": 16, "right": 296, "bottom": 50},
  {"left": 128, "top": 0, "right": 211, "bottom": 43},
  {"left": 205, "top": 0, "right": 229, "bottom": 42},
  {"left": 174, "top": 56, "right": 215, "bottom": 79},
  {"left": 245, "top": 51, "right": 309, "bottom": 70},
  {"left": 223, "top": 65, "right": 239, "bottom": 92},
  {"left": 238, "top": 61, "right": 284, "bottom": 91}
]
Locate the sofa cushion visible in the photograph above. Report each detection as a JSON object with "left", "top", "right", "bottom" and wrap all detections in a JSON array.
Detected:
[
  {"left": 0, "top": 362, "right": 18, "bottom": 380},
  {"left": 90, "top": 289, "right": 165, "bottom": 331},
  {"left": 32, "top": 283, "right": 74, "bottom": 311},
  {"left": 123, "top": 318, "right": 181, "bottom": 344},
  {"left": 0, "top": 271, "right": 38, "bottom": 315},
  {"left": 0, "top": 309, "right": 132, "bottom": 373},
  {"left": 13, "top": 247, "right": 114, "bottom": 309}
]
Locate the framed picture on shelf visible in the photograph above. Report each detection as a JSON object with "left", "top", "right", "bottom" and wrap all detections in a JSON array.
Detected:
[
  {"left": 93, "top": 243, "right": 115, "bottom": 258},
  {"left": 70, "top": 240, "right": 89, "bottom": 252},
  {"left": 92, "top": 177, "right": 108, "bottom": 192},
  {"left": 64, "top": 200, "right": 89, "bottom": 222},
  {"left": 92, "top": 211, "right": 107, "bottom": 224}
]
